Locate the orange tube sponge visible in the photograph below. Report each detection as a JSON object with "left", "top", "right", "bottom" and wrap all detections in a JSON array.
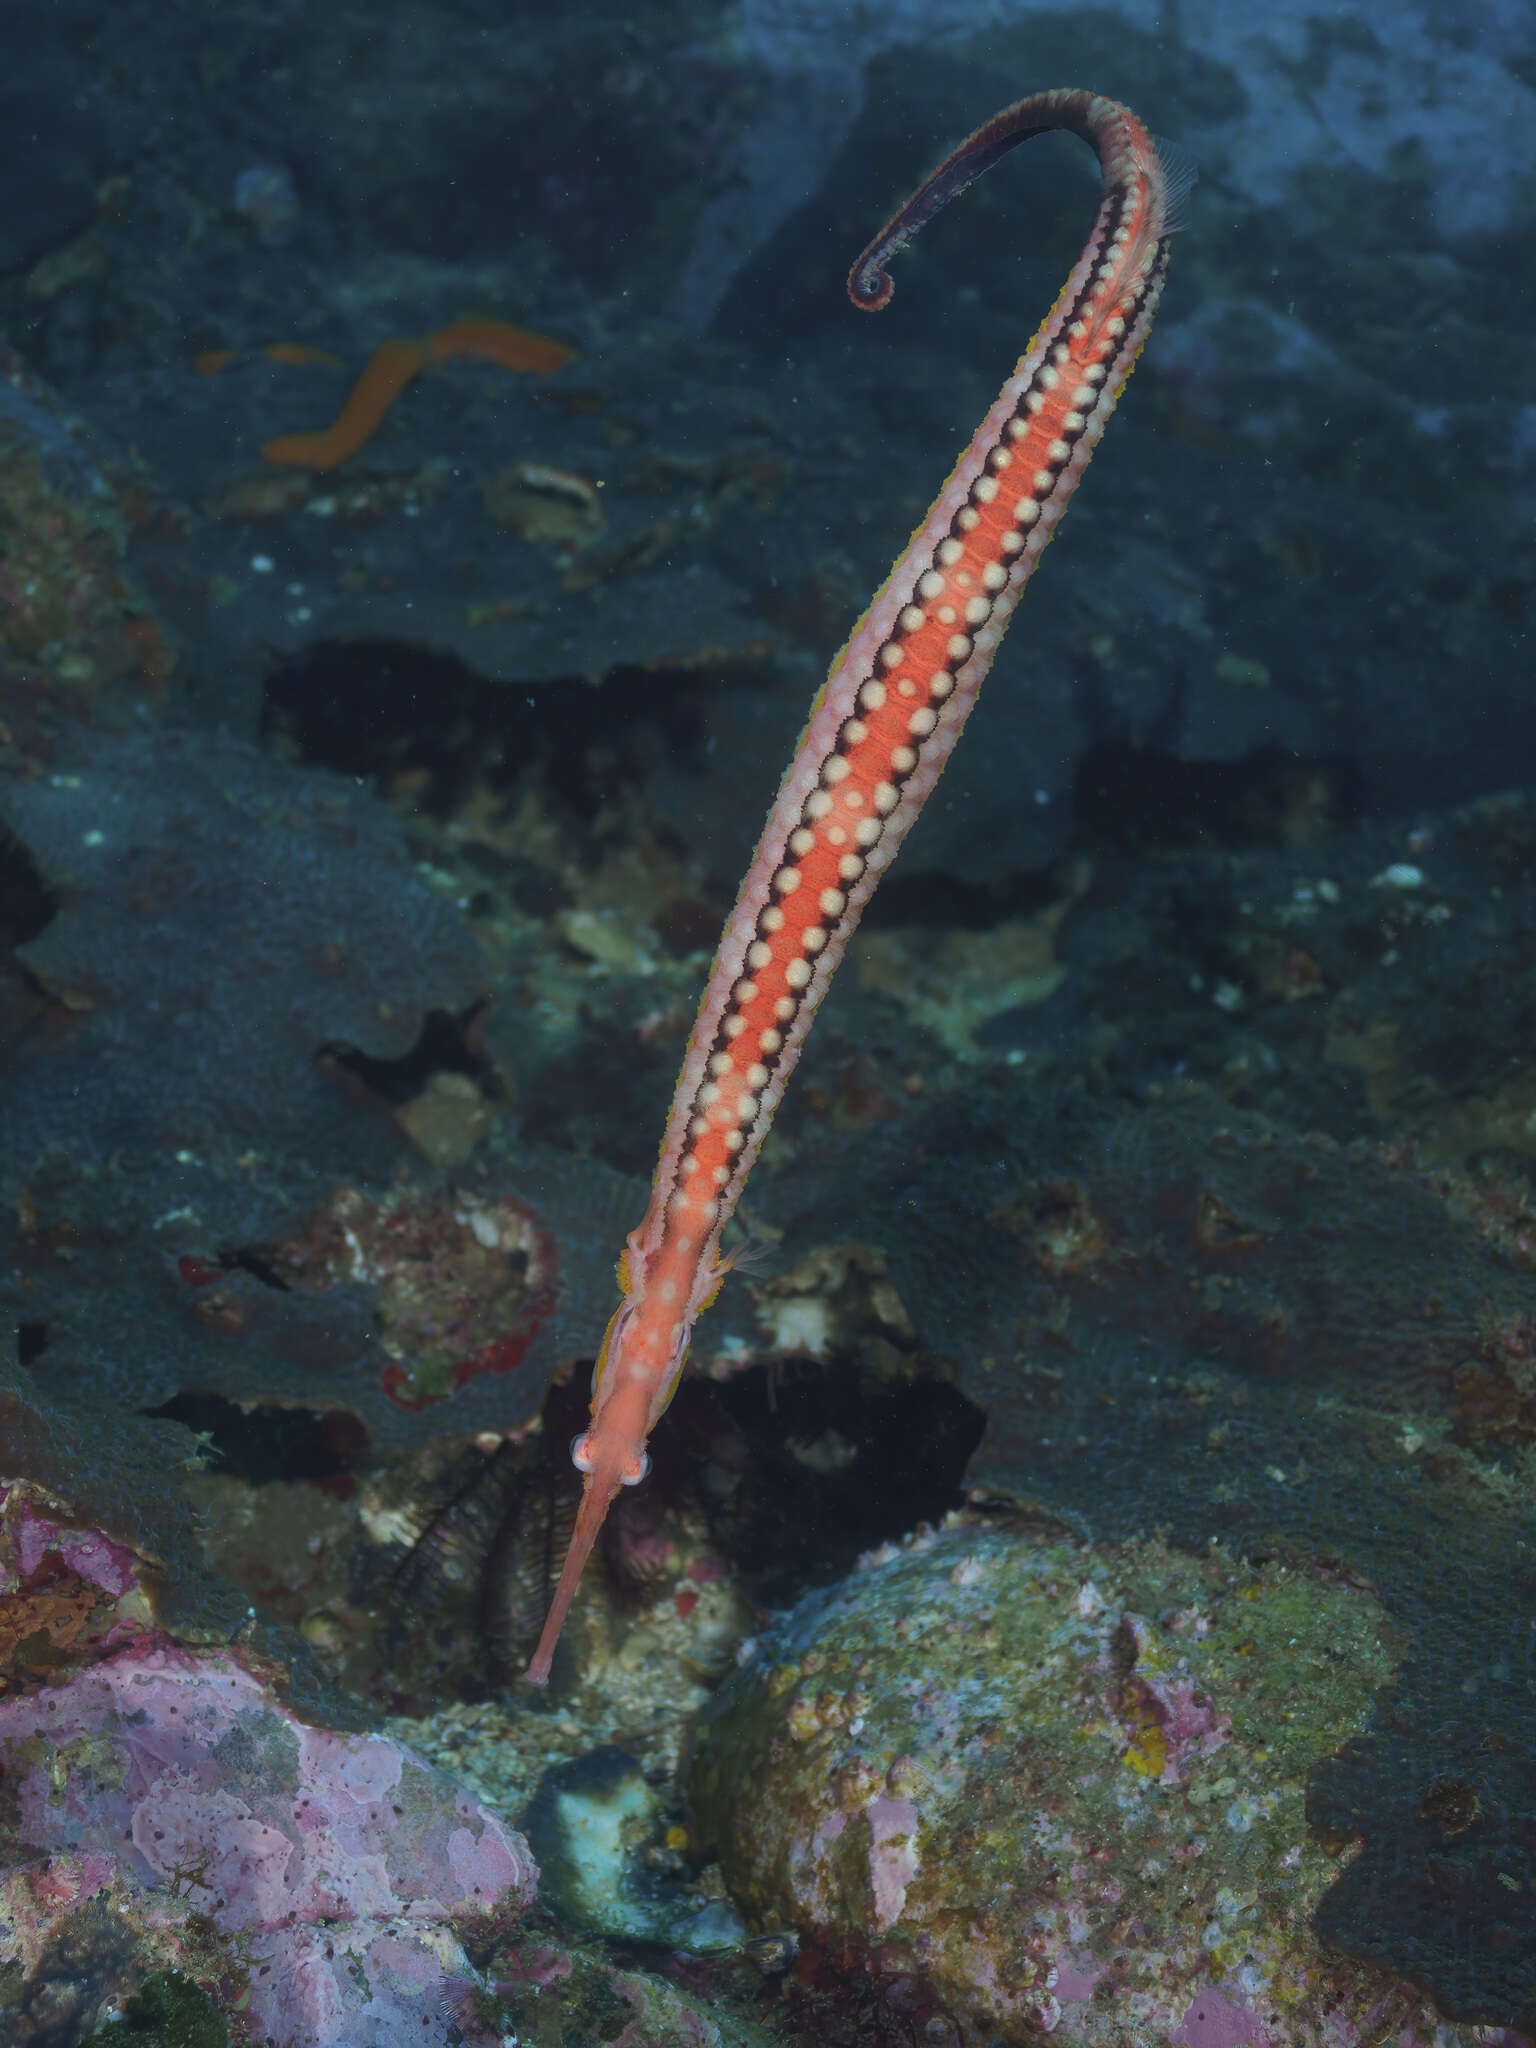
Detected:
[
  {"left": 262, "top": 337, "right": 425, "bottom": 470},
  {"left": 261, "top": 319, "right": 574, "bottom": 470},
  {"left": 262, "top": 342, "right": 345, "bottom": 368},
  {"left": 425, "top": 318, "right": 575, "bottom": 376}
]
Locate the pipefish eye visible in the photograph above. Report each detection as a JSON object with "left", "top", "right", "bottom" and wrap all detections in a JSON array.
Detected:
[
  {"left": 570, "top": 1433, "right": 597, "bottom": 1473},
  {"left": 619, "top": 1451, "right": 652, "bottom": 1486}
]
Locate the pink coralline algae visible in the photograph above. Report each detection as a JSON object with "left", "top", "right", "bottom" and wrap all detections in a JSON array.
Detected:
[
  {"left": 689, "top": 1515, "right": 1535, "bottom": 2048},
  {"left": 0, "top": 1480, "right": 141, "bottom": 1601},
  {"left": 0, "top": 1640, "right": 538, "bottom": 2045},
  {"left": 0, "top": 1479, "right": 156, "bottom": 1682}
]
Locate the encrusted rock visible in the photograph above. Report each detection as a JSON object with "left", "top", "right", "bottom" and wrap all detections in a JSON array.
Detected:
[
  {"left": 0, "top": 1640, "right": 537, "bottom": 2046},
  {"left": 690, "top": 1515, "right": 1516, "bottom": 2047}
]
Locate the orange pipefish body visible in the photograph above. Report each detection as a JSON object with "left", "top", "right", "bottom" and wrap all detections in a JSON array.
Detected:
[{"left": 526, "top": 89, "right": 1189, "bottom": 1685}]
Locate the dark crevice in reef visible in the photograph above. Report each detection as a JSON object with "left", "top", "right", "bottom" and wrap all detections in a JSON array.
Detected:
[
  {"left": 1073, "top": 739, "right": 1364, "bottom": 853},
  {"left": 702, "top": 1358, "right": 987, "bottom": 1610},
  {"left": 260, "top": 635, "right": 750, "bottom": 827},
  {"left": 143, "top": 1392, "right": 358, "bottom": 1486},
  {"left": 318, "top": 1000, "right": 498, "bottom": 1108},
  {"left": 16, "top": 1321, "right": 49, "bottom": 1367},
  {"left": 0, "top": 827, "right": 57, "bottom": 950}
]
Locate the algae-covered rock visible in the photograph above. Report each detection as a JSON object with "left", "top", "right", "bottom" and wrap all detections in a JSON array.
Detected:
[
  {"left": 689, "top": 1516, "right": 1512, "bottom": 2047},
  {"left": 487, "top": 1935, "right": 780, "bottom": 2048},
  {"left": 521, "top": 1744, "right": 746, "bottom": 1952},
  {"left": 0, "top": 1641, "right": 537, "bottom": 2046}
]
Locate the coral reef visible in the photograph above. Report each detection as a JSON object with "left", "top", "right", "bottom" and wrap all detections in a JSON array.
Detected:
[
  {"left": 0, "top": 720, "right": 646, "bottom": 1650},
  {"left": 0, "top": 348, "right": 173, "bottom": 746},
  {"left": 691, "top": 1515, "right": 1515, "bottom": 2048},
  {"left": 1, "top": 0, "right": 1535, "bottom": 2033},
  {"left": 1, "top": 723, "right": 483, "bottom": 1166}
]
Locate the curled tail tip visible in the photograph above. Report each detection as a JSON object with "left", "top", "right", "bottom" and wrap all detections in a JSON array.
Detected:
[{"left": 847, "top": 263, "right": 895, "bottom": 312}]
